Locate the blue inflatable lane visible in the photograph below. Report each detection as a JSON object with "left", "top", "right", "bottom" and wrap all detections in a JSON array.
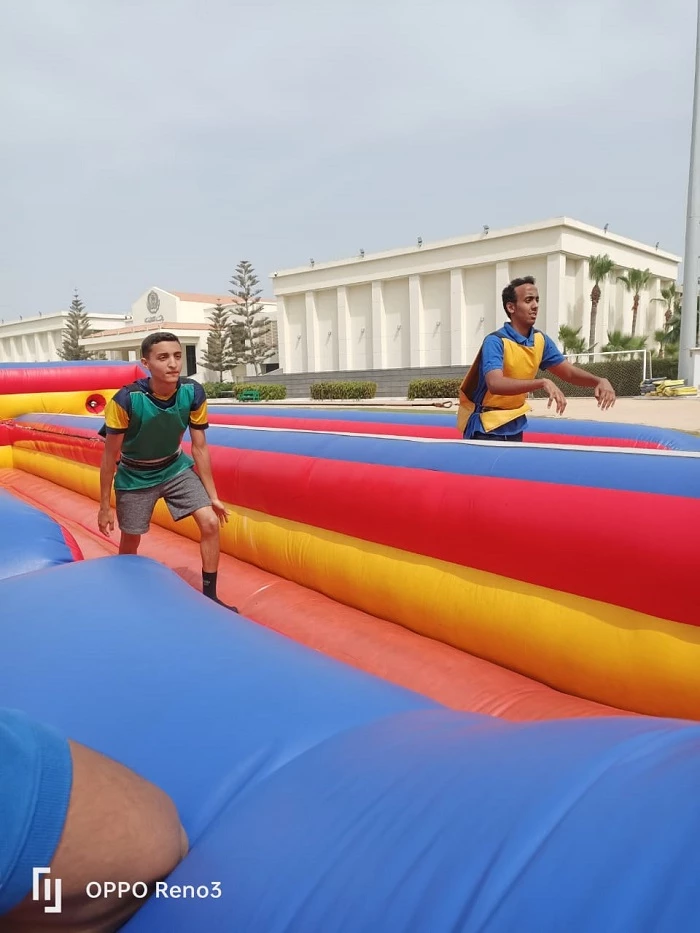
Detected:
[
  {"left": 208, "top": 405, "right": 700, "bottom": 451},
  {"left": 0, "top": 556, "right": 699, "bottom": 932},
  {"left": 0, "top": 490, "right": 81, "bottom": 581},
  {"left": 17, "top": 413, "right": 700, "bottom": 499}
]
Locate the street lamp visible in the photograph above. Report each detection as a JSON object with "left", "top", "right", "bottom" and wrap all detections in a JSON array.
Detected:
[{"left": 679, "top": 0, "right": 700, "bottom": 384}]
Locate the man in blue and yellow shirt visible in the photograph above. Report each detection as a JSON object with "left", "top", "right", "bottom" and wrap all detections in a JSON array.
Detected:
[
  {"left": 97, "top": 332, "right": 237, "bottom": 610},
  {"left": 458, "top": 276, "right": 615, "bottom": 441}
]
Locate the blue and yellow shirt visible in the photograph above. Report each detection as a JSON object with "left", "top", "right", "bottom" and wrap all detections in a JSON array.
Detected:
[
  {"left": 102, "top": 377, "right": 208, "bottom": 490},
  {"left": 458, "top": 323, "right": 565, "bottom": 438}
]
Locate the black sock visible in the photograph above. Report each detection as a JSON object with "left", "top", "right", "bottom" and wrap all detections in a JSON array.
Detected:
[{"left": 202, "top": 571, "right": 238, "bottom": 612}]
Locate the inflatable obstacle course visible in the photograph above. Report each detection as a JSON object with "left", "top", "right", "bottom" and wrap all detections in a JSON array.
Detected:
[{"left": 3, "top": 406, "right": 699, "bottom": 719}]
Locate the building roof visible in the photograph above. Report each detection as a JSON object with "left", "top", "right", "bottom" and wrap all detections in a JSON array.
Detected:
[
  {"left": 271, "top": 216, "right": 682, "bottom": 278},
  {"left": 87, "top": 322, "right": 212, "bottom": 338},
  {"left": 85, "top": 319, "right": 278, "bottom": 341},
  {"left": 168, "top": 291, "right": 232, "bottom": 304},
  {"left": 166, "top": 290, "right": 275, "bottom": 305},
  {"left": 0, "top": 311, "right": 125, "bottom": 328}
]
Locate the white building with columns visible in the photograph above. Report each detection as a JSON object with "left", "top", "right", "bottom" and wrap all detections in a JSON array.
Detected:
[
  {"left": 0, "top": 311, "right": 129, "bottom": 363},
  {"left": 271, "top": 218, "right": 681, "bottom": 374}
]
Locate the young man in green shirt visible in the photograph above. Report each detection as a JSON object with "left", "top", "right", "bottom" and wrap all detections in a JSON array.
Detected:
[{"left": 97, "top": 332, "right": 237, "bottom": 611}]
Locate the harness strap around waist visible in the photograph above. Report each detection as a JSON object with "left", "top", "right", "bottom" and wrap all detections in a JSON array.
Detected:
[{"left": 119, "top": 449, "right": 182, "bottom": 471}]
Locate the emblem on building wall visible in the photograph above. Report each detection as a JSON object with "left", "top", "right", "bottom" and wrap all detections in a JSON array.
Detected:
[{"left": 145, "top": 290, "right": 164, "bottom": 323}]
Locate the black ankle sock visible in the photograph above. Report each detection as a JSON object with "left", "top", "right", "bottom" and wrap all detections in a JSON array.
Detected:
[{"left": 202, "top": 571, "right": 239, "bottom": 612}]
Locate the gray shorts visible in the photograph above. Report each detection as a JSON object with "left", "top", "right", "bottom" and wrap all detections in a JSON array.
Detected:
[{"left": 115, "top": 468, "right": 212, "bottom": 535}]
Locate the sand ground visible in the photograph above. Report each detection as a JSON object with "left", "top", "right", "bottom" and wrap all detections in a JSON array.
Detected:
[{"left": 526, "top": 396, "right": 700, "bottom": 432}]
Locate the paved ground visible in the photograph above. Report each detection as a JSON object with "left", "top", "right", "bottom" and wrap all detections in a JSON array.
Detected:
[{"left": 527, "top": 396, "right": 700, "bottom": 433}]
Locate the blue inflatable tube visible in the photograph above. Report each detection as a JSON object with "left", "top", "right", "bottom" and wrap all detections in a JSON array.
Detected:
[
  {"left": 0, "top": 490, "right": 81, "bottom": 581},
  {"left": 16, "top": 413, "right": 700, "bottom": 499},
  {"left": 209, "top": 404, "right": 700, "bottom": 451},
  {"left": 0, "top": 557, "right": 699, "bottom": 932}
]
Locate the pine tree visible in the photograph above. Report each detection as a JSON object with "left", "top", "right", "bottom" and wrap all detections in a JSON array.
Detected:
[
  {"left": 201, "top": 301, "right": 237, "bottom": 381},
  {"left": 228, "top": 260, "right": 276, "bottom": 375},
  {"left": 228, "top": 322, "right": 246, "bottom": 381},
  {"left": 57, "top": 290, "right": 96, "bottom": 360}
]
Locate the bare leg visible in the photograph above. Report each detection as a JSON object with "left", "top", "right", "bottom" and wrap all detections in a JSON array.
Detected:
[
  {"left": 0, "top": 740, "right": 188, "bottom": 933},
  {"left": 118, "top": 533, "right": 141, "bottom": 555},
  {"left": 191, "top": 507, "right": 237, "bottom": 611},
  {"left": 192, "top": 507, "right": 219, "bottom": 574}
]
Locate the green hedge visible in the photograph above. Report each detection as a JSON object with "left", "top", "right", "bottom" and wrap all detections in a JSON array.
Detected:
[
  {"left": 408, "top": 378, "right": 461, "bottom": 399},
  {"left": 532, "top": 360, "right": 659, "bottom": 399},
  {"left": 310, "top": 381, "right": 377, "bottom": 400},
  {"left": 648, "top": 359, "right": 679, "bottom": 380},
  {"left": 202, "top": 381, "right": 287, "bottom": 400}
]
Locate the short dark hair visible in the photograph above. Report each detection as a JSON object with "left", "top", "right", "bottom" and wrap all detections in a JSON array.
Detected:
[
  {"left": 141, "top": 332, "right": 181, "bottom": 358},
  {"left": 502, "top": 276, "right": 536, "bottom": 316}
]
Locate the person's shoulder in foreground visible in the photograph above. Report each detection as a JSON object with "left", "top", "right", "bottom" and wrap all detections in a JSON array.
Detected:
[
  {"left": 182, "top": 378, "right": 209, "bottom": 429},
  {"left": 0, "top": 707, "right": 188, "bottom": 932},
  {"left": 102, "top": 379, "right": 149, "bottom": 435}
]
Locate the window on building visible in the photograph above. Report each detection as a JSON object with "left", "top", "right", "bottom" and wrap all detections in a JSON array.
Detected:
[{"left": 185, "top": 344, "right": 197, "bottom": 376}]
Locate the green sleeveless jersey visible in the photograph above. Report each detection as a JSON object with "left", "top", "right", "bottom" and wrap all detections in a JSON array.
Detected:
[{"left": 102, "top": 378, "right": 209, "bottom": 491}]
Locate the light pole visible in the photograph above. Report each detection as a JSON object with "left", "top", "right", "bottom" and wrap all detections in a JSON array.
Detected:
[{"left": 679, "top": 0, "right": 700, "bottom": 385}]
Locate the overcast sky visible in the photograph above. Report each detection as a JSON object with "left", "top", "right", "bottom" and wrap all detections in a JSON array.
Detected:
[{"left": 0, "top": 0, "right": 696, "bottom": 319}]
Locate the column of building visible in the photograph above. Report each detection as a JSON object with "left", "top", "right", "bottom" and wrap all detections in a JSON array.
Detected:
[
  {"left": 450, "top": 270, "right": 466, "bottom": 365},
  {"left": 371, "top": 282, "right": 386, "bottom": 369},
  {"left": 545, "top": 253, "right": 566, "bottom": 337}
]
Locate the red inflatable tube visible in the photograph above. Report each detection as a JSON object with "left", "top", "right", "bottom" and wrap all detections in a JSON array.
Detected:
[
  {"left": 209, "top": 413, "right": 457, "bottom": 439},
  {"left": 0, "top": 363, "right": 145, "bottom": 395},
  {"left": 525, "top": 432, "right": 662, "bottom": 449},
  {"left": 60, "top": 526, "right": 84, "bottom": 562},
  {"left": 11, "top": 421, "right": 98, "bottom": 441},
  {"left": 207, "top": 412, "right": 662, "bottom": 449},
  {"left": 199, "top": 445, "right": 698, "bottom": 628},
  {"left": 11, "top": 425, "right": 698, "bottom": 629}
]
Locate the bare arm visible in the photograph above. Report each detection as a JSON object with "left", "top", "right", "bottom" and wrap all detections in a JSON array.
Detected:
[
  {"left": 485, "top": 370, "right": 549, "bottom": 396},
  {"left": 97, "top": 434, "right": 124, "bottom": 535},
  {"left": 485, "top": 369, "right": 567, "bottom": 415},
  {"left": 99, "top": 434, "right": 123, "bottom": 508},
  {"left": 548, "top": 361, "right": 604, "bottom": 387},
  {"left": 547, "top": 362, "right": 616, "bottom": 409},
  {"left": 0, "top": 739, "right": 187, "bottom": 933},
  {"left": 190, "top": 429, "right": 219, "bottom": 501}
]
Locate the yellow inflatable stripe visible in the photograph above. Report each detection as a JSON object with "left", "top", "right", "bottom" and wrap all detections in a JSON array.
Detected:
[
  {"left": 0, "top": 447, "right": 13, "bottom": 469},
  {"left": 0, "top": 389, "right": 118, "bottom": 420},
  {"left": 13, "top": 447, "right": 700, "bottom": 721}
]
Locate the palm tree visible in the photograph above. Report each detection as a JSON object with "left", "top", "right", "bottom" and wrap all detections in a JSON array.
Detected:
[
  {"left": 588, "top": 255, "right": 615, "bottom": 352},
  {"left": 617, "top": 268, "right": 653, "bottom": 336},
  {"left": 664, "top": 310, "right": 681, "bottom": 345},
  {"left": 654, "top": 328, "right": 672, "bottom": 359},
  {"left": 603, "top": 331, "right": 648, "bottom": 360},
  {"left": 558, "top": 324, "right": 587, "bottom": 355},
  {"left": 652, "top": 283, "right": 681, "bottom": 326}
]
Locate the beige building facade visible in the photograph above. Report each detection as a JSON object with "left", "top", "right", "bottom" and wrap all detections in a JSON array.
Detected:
[{"left": 271, "top": 218, "right": 681, "bottom": 375}]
